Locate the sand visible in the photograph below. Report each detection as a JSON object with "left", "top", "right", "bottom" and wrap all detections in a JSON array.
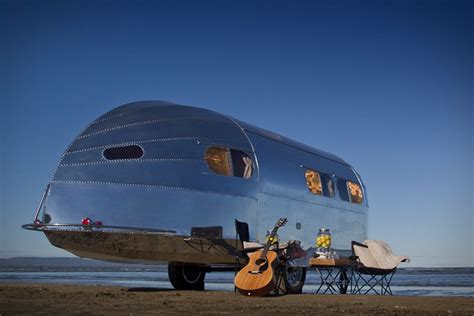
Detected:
[{"left": 0, "top": 283, "right": 473, "bottom": 315}]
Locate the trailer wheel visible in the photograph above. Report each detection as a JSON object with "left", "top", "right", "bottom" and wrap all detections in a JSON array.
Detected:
[
  {"left": 284, "top": 266, "right": 306, "bottom": 294},
  {"left": 168, "top": 262, "right": 205, "bottom": 291}
]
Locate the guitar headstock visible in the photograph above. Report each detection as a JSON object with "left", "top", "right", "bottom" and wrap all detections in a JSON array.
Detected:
[{"left": 276, "top": 218, "right": 288, "bottom": 228}]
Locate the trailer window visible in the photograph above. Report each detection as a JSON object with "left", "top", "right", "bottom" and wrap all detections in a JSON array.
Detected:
[
  {"left": 348, "top": 181, "right": 364, "bottom": 204},
  {"left": 205, "top": 147, "right": 231, "bottom": 176},
  {"left": 230, "top": 150, "right": 253, "bottom": 178},
  {"left": 205, "top": 147, "right": 253, "bottom": 179},
  {"left": 337, "top": 178, "right": 350, "bottom": 202},
  {"left": 305, "top": 169, "right": 322, "bottom": 195},
  {"left": 103, "top": 145, "right": 144, "bottom": 160},
  {"left": 321, "top": 173, "right": 335, "bottom": 198}
]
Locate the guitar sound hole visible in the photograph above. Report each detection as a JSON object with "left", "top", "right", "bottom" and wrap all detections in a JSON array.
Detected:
[{"left": 255, "top": 258, "right": 267, "bottom": 266}]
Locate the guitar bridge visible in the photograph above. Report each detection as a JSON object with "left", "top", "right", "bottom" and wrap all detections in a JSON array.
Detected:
[{"left": 249, "top": 270, "right": 262, "bottom": 274}]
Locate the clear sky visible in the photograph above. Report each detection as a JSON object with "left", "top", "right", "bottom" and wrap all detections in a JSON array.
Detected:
[{"left": 1, "top": 0, "right": 472, "bottom": 267}]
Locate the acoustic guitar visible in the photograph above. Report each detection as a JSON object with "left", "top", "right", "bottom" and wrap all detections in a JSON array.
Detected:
[{"left": 234, "top": 218, "right": 288, "bottom": 296}]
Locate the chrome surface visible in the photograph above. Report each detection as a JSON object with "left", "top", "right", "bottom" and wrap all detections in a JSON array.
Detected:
[
  {"left": 42, "top": 229, "right": 238, "bottom": 264},
  {"left": 33, "top": 184, "right": 50, "bottom": 223},
  {"left": 21, "top": 223, "right": 177, "bottom": 234},
  {"left": 24, "top": 100, "right": 368, "bottom": 265}
]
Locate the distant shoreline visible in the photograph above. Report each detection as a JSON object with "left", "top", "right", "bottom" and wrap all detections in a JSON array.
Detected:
[
  {"left": 1, "top": 257, "right": 473, "bottom": 297},
  {"left": 1, "top": 283, "right": 473, "bottom": 315}
]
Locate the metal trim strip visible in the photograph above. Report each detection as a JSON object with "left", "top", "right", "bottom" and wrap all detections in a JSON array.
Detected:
[
  {"left": 22, "top": 223, "right": 177, "bottom": 234},
  {"left": 59, "top": 158, "right": 200, "bottom": 167}
]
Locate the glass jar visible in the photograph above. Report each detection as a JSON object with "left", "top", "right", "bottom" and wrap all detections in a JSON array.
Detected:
[{"left": 316, "top": 228, "right": 331, "bottom": 256}]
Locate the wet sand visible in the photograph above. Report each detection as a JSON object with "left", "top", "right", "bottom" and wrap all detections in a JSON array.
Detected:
[{"left": 0, "top": 283, "right": 473, "bottom": 315}]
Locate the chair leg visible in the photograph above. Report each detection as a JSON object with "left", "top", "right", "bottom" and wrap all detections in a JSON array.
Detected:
[
  {"left": 275, "top": 272, "right": 285, "bottom": 295},
  {"left": 352, "top": 269, "right": 396, "bottom": 296},
  {"left": 362, "top": 274, "right": 381, "bottom": 295},
  {"left": 353, "top": 273, "right": 381, "bottom": 295},
  {"left": 271, "top": 264, "right": 287, "bottom": 296},
  {"left": 382, "top": 271, "right": 394, "bottom": 295},
  {"left": 351, "top": 272, "right": 362, "bottom": 294}
]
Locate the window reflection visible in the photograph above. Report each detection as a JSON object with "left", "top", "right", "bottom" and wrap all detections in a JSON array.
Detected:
[
  {"left": 205, "top": 147, "right": 232, "bottom": 176},
  {"left": 337, "top": 178, "right": 350, "bottom": 202},
  {"left": 348, "top": 181, "right": 364, "bottom": 204},
  {"left": 205, "top": 147, "right": 253, "bottom": 179},
  {"left": 321, "top": 173, "right": 335, "bottom": 198},
  {"left": 305, "top": 169, "right": 322, "bottom": 195}
]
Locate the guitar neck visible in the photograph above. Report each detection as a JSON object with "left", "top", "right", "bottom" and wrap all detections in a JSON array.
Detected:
[{"left": 259, "top": 224, "right": 282, "bottom": 259}]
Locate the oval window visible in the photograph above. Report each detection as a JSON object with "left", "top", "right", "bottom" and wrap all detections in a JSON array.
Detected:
[
  {"left": 103, "top": 145, "right": 144, "bottom": 160},
  {"left": 205, "top": 147, "right": 253, "bottom": 179}
]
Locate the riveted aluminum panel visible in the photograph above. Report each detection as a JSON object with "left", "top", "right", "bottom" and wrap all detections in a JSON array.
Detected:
[
  {"left": 69, "top": 118, "right": 249, "bottom": 152},
  {"left": 61, "top": 138, "right": 251, "bottom": 165},
  {"left": 61, "top": 138, "right": 203, "bottom": 165},
  {"left": 229, "top": 117, "right": 368, "bottom": 256},
  {"left": 257, "top": 192, "right": 367, "bottom": 251},
  {"left": 245, "top": 132, "right": 359, "bottom": 197},
  {"left": 234, "top": 119, "right": 350, "bottom": 166},
  {"left": 52, "top": 160, "right": 257, "bottom": 198},
  {"left": 45, "top": 183, "right": 258, "bottom": 239},
  {"left": 92, "top": 101, "right": 179, "bottom": 122},
  {"left": 86, "top": 103, "right": 227, "bottom": 135}
]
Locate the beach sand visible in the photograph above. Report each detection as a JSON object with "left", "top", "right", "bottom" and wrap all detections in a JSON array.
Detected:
[{"left": 0, "top": 283, "right": 473, "bottom": 315}]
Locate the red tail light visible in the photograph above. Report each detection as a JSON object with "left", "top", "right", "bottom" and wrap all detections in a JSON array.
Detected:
[{"left": 82, "top": 217, "right": 92, "bottom": 225}]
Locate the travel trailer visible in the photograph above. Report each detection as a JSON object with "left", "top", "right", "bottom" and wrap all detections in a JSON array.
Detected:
[{"left": 23, "top": 101, "right": 368, "bottom": 293}]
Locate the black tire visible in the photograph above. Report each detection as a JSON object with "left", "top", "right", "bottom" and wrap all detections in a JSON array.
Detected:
[
  {"left": 284, "top": 266, "right": 306, "bottom": 294},
  {"left": 168, "top": 262, "right": 206, "bottom": 291}
]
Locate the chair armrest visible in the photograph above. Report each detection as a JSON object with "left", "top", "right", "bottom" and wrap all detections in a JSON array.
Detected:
[
  {"left": 242, "top": 246, "right": 264, "bottom": 253},
  {"left": 349, "top": 255, "right": 359, "bottom": 261},
  {"left": 351, "top": 241, "right": 368, "bottom": 248}
]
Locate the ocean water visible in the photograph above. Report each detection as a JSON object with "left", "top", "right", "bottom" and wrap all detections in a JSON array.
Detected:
[{"left": 0, "top": 258, "right": 472, "bottom": 297}]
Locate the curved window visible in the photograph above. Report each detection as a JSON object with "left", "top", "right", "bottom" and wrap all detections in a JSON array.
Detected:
[
  {"left": 348, "top": 181, "right": 364, "bottom": 204},
  {"left": 321, "top": 173, "right": 335, "bottom": 198},
  {"left": 337, "top": 178, "right": 350, "bottom": 202},
  {"left": 305, "top": 169, "right": 322, "bottom": 195},
  {"left": 205, "top": 147, "right": 232, "bottom": 176},
  {"left": 205, "top": 147, "right": 253, "bottom": 179},
  {"left": 103, "top": 145, "right": 144, "bottom": 160}
]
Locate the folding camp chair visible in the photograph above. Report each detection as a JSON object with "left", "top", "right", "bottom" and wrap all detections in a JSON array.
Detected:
[
  {"left": 234, "top": 220, "right": 266, "bottom": 289},
  {"left": 234, "top": 219, "right": 268, "bottom": 261},
  {"left": 351, "top": 240, "right": 410, "bottom": 295}
]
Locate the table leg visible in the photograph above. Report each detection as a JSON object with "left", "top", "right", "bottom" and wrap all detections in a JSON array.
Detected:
[
  {"left": 316, "top": 267, "right": 338, "bottom": 294},
  {"left": 338, "top": 268, "right": 349, "bottom": 294}
]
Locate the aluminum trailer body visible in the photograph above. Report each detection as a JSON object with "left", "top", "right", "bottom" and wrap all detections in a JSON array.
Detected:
[{"left": 24, "top": 101, "right": 368, "bottom": 270}]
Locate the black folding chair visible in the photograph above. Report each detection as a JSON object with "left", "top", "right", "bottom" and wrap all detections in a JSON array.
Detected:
[
  {"left": 350, "top": 241, "right": 399, "bottom": 295},
  {"left": 235, "top": 219, "right": 249, "bottom": 247}
]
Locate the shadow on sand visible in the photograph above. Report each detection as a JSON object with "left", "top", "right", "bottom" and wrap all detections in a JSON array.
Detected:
[{"left": 127, "top": 287, "right": 174, "bottom": 292}]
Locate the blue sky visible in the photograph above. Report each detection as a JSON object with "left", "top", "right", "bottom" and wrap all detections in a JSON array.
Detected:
[{"left": 1, "top": 0, "right": 472, "bottom": 267}]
